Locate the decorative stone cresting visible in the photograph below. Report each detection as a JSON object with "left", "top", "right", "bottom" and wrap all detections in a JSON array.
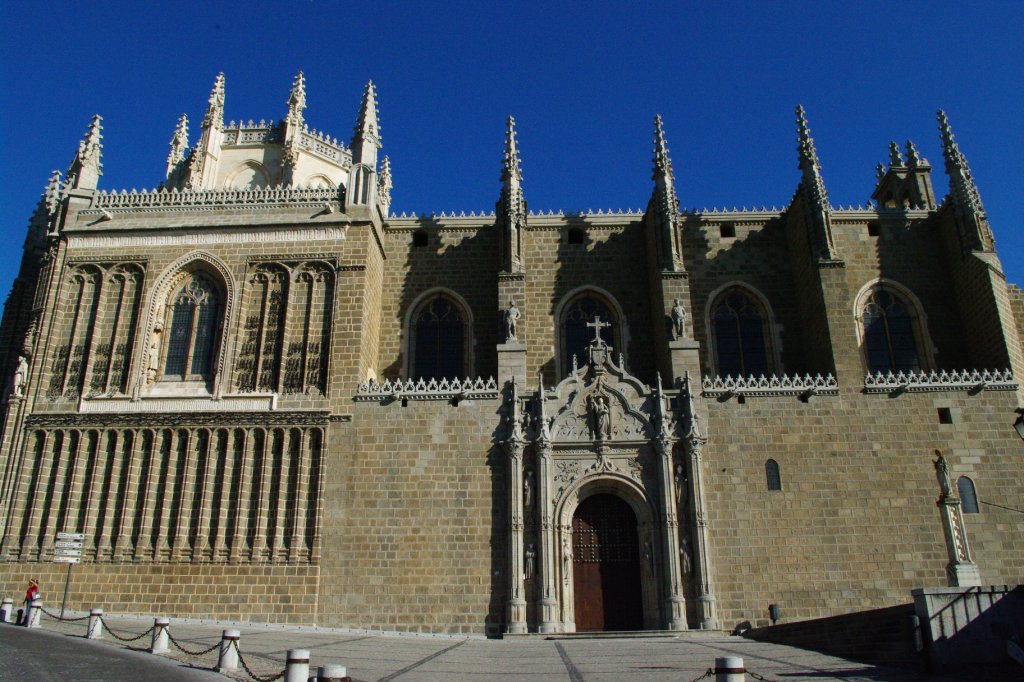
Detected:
[
  {"left": 702, "top": 373, "right": 838, "bottom": 397},
  {"left": 89, "top": 186, "right": 339, "bottom": 211},
  {"left": 354, "top": 376, "right": 499, "bottom": 401},
  {"left": 863, "top": 368, "right": 1015, "bottom": 394}
]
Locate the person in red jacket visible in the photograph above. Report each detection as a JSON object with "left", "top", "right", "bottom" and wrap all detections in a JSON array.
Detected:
[{"left": 20, "top": 578, "right": 39, "bottom": 625}]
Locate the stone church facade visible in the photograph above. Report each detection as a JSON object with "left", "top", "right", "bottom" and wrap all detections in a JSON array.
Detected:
[{"left": 0, "top": 73, "right": 1022, "bottom": 635}]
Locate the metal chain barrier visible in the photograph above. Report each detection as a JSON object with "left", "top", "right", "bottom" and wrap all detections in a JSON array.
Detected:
[
  {"left": 165, "top": 628, "right": 222, "bottom": 657},
  {"left": 39, "top": 606, "right": 91, "bottom": 622},
  {"left": 233, "top": 640, "right": 286, "bottom": 682},
  {"left": 99, "top": 617, "right": 156, "bottom": 643},
  {"left": 748, "top": 672, "right": 778, "bottom": 682},
  {"left": 689, "top": 669, "right": 715, "bottom": 682}
]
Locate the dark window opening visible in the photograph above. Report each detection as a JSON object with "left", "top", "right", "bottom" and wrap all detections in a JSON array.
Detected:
[
  {"left": 562, "top": 295, "right": 616, "bottom": 375},
  {"left": 938, "top": 407, "right": 953, "bottom": 424},
  {"left": 957, "top": 476, "right": 979, "bottom": 513},
  {"left": 163, "top": 272, "right": 221, "bottom": 381},
  {"left": 412, "top": 230, "right": 428, "bottom": 247},
  {"left": 863, "top": 289, "right": 921, "bottom": 373},
  {"left": 567, "top": 228, "right": 585, "bottom": 244},
  {"left": 412, "top": 296, "right": 466, "bottom": 380},
  {"left": 720, "top": 223, "right": 736, "bottom": 238},
  {"left": 868, "top": 222, "right": 880, "bottom": 236},
  {"left": 766, "top": 459, "right": 782, "bottom": 491},
  {"left": 711, "top": 289, "right": 771, "bottom": 378}
]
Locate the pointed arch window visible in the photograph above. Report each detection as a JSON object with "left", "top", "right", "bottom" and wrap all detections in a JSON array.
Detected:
[
  {"left": 957, "top": 476, "right": 979, "bottom": 514},
  {"left": 860, "top": 287, "right": 923, "bottom": 373},
  {"left": 560, "top": 294, "right": 618, "bottom": 375},
  {"left": 765, "top": 459, "right": 782, "bottom": 491},
  {"left": 163, "top": 272, "right": 222, "bottom": 381},
  {"left": 411, "top": 295, "right": 468, "bottom": 380},
  {"left": 711, "top": 288, "right": 772, "bottom": 378}
]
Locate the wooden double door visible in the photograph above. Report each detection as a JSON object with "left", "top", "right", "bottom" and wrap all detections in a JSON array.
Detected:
[{"left": 571, "top": 493, "right": 644, "bottom": 631}]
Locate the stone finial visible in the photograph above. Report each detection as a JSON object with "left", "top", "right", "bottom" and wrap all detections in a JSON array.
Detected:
[
  {"left": 498, "top": 116, "right": 526, "bottom": 273},
  {"left": 166, "top": 114, "right": 190, "bottom": 181},
  {"left": 44, "top": 170, "right": 62, "bottom": 216},
  {"left": 67, "top": 114, "right": 103, "bottom": 190},
  {"left": 651, "top": 114, "right": 683, "bottom": 270},
  {"left": 795, "top": 105, "right": 837, "bottom": 259},
  {"left": 905, "top": 140, "right": 925, "bottom": 169},
  {"left": 875, "top": 162, "right": 886, "bottom": 182},
  {"left": 202, "top": 73, "right": 226, "bottom": 130},
  {"left": 351, "top": 80, "right": 381, "bottom": 166},
  {"left": 937, "top": 110, "right": 989, "bottom": 246},
  {"left": 501, "top": 117, "right": 524, "bottom": 203},
  {"left": 888, "top": 141, "right": 905, "bottom": 167},
  {"left": 287, "top": 70, "right": 306, "bottom": 127},
  {"left": 377, "top": 155, "right": 393, "bottom": 214}
]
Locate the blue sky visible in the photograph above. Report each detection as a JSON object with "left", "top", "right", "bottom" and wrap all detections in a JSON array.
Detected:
[{"left": 1, "top": 1, "right": 1021, "bottom": 296}]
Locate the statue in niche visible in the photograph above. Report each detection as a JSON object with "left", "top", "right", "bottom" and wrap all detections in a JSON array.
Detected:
[
  {"left": 680, "top": 537, "right": 693, "bottom": 574},
  {"left": 523, "top": 469, "right": 534, "bottom": 509},
  {"left": 503, "top": 299, "right": 521, "bottom": 342},
  {"left": 671, "top": 298, "right": 687, "bottom": 339},
  {"left": 588, "top": 394, "right": 611, "bottom": 440},
  {"left": 146, "top": 320, "right": 164, "bottom": 385},
  {"left": 524, "top": 543, "right": 536, "bottom": 580},
  {"left": 12, "top": 355, "right": 29, "bottom": 398},
  {"left": 933, "top": 450, "right": 953, "bottom": 498},
  {"left": 674, "top": 463, "right": 688, "bottom": 508},
  {"left": 562, "top": 536, "right": 572, "bottom": 585}
]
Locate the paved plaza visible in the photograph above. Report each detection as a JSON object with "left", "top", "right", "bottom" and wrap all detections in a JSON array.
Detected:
[{"left": 1, "top": 611, "right": 980, "bottom": 681}]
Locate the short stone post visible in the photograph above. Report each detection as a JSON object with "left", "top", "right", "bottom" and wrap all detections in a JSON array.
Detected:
[
  {"left": 0, "top": 597, "right": 12, "bottom": 623},
  {"left": 27, "top": 599, "right": 42, "bottom": 628},
  {"left": 87, "top": 608, "right": 104, "bottom": 639},
  {"left": 284, "top": 649, "right": 310, "bottom": 682},
  {"left": 715, "top": 656, "right": 745, "bottom": 682},
  {"left": 151, "top": 617, "right": 170, "bottom": 654},
  {"left": 218, "top": 629, "right": 240, "bottom": 673},
  {"left": 318, "top": 663, "right": 349, "bottom": 681}
]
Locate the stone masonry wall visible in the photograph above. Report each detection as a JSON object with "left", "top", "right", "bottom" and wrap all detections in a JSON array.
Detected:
[{"left": 702, "top": 387, "right": 1024, "bottom": 631}]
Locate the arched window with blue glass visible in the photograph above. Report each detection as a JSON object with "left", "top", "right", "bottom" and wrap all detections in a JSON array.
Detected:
[
  {"left": 409, "top": 293, "right": 471, "bottom": 381},
  {"left": 162, "top": 271, "right": 223, "bottom": 382},
  {"left": 856, "top": 281, "right": 930, "bottom": 374},
  {"left": 709, "top": 285, "right": 774, "bottom": 378},
  {"left": 957, "top": 476, "right": 979, "bottom": 514}
]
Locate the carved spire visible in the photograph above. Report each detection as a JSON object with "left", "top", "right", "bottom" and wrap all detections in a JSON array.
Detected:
[
  {"left": 44, "top": 170, "right": 62, "bottom": 217},
  {"left": 286, "top": 70, "right": 306, "bottom": 127},
  {"left": 202, "top": 73, "right": 225, "bottom": 130},
  {"left": 683, "top": 371, "right": 703, "bottom": 442},
  {"left": 905, "top": 140, "right": 924, "bottom": 169},
  {"left": 67, "top": 115, "right": 103, "bottom": 190},
  {"left": 651, "top": 115, "right": 683, "bottom": 271},
  {"left": 498, "top": 116, "right": 526, "bottom": 273},
  {"left": 166, "top": 114, "right": 190, "bottom": 184},
  {"left": 888, "top": 141, "right": 905, "bottom": 168},
  {"left": 795, "top": 105, "right": 838, "bottom": 260},
  {"left": 351, "top": 80, "right": 381, "bottom": 166},
  {"left": 937, "top": 110, "right": 992, "bottom": 251},
  {"left": 377, "top": 155, "right": 393, "bottom": 216},
  {"left": 875, "top": 162, "right": 886, "bottom": 182}
]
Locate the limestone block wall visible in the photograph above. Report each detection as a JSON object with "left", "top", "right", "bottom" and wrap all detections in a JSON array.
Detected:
[
  {"left": 701, "top": 387, "right": 1024, "bottom": 631},
  {"left": 0, "top": 563, "right": 319, "bottom": 624},
  {"left": 318, "top": 399, "right": 504, "bottom": 635}
]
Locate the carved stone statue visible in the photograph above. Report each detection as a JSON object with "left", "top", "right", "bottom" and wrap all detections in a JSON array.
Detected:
[
  {"left": 146, "top": 326, "right": 162, "bottom": 386},
  {"left": 503, "top": 299, "right": 521, "bottom": 342},
  {"left": 523, "top": 469, "right": 534, "bottom": 509},
  {"left": 524, "top": 543, "right": 536, "bottom": 580},
  {"left": 671, "top": 298, "right": 687, "bottom": 339},
  {"left": 562, "top": 536, "right": 572, "bottom": 585},
  {"left": 934, "top": 450, "right": 953, "bottom": 498},
  {"left": 680, "top": 537, "right": 693, "bottom": 574},
  {"left": 589, "top": 394, "right": 611, "bottom": 440},
  {"left": 12, "top": 355, "right": 29, "bottom": 398}
]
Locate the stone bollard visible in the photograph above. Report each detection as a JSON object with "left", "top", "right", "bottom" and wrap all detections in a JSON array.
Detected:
[
  {"left": 87, "top": 609, "right": 104, "bottom": 639},
  {"left": 0, "top": 597, "right": 12, "bottom": 623},
  {"left": 318, "top": 663, "right": 349, "bottom": 681},
  {"left": 284, "top": 648, "right": 310, "bottom": 682},
  {"left": 218, "top": 629, "right": 240, "bottom": 673},
  {"left": 151, "top": 617, "right": 170, "bottom": 654},
  {"left": 715, "top": 656, "right": 745, "bottom": 682},
  {"left": 27, "top": 599, "right": 42, "bottom": 628}
]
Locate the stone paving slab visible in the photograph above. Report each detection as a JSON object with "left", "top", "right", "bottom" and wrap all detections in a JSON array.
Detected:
[{"left": 27, "top": 611, "right": 978, "bottom": 682}]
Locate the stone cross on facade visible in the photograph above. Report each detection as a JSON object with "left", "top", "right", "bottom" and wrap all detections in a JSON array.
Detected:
[{"left": 587, "top": 316, "right": 610, "bottom": 345}]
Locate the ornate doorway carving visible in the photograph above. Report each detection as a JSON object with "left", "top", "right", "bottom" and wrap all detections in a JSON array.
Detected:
[{"left": 571, "top": 493, "right": 643, "bottom": 631}]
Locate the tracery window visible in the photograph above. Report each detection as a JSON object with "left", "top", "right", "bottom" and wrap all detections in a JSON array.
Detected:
[
  {"left": 860, "top": 287, "right": 922, "bottom": 373},
  {"left": 710, "top": 288, "right": 771, "bottom": 378},
  {"left": 765, "top": 459, "right": 782, "bottom": 491},
  {"left": 163, "top": 272, "right": 222, "bottom": 381},
  {"left": 411, "top": 295, "right": 467, "bottom": 380},
  {"left": 560, "top": 294, "right": 618, "bottom": 375},
  {"left": 957, "top": 476, "right": 979, "bottom": 514}
]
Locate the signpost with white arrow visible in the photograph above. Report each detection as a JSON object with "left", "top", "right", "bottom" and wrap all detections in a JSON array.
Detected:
[{"left": 54, "top": 532, "right": 85, "bottom": 619}]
